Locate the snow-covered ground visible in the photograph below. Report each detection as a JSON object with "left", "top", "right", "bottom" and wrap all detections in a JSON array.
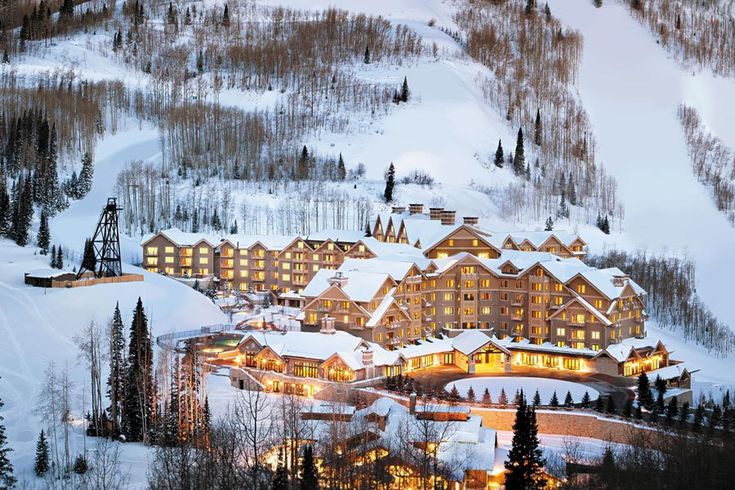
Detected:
[{"left": 445, "top": 376, "right": 599, "bottom": 404}]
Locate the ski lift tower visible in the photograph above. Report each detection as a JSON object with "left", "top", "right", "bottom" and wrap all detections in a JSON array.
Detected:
[{"left": 77, "top": 198, "right": 123, "bottom": 279}]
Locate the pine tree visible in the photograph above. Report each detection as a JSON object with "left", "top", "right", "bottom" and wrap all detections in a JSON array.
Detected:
[
  {"left": 637, "top": 372, "right": 653, "bottom": 409},
  {"left": 167, "top": 2, "right": 176, "bottom": 24},
  {"left": 482, "top": 388, "right": 492, "bottom": 406},
  {"left": 72, "top": 454, "right": 88, "bottom": 474},
  {"left": 400, "top": 77, "right": 410, "bottom": 102},
  {"left": 504, "top": 392, "right": 545, "bottom": 490},
  {"left": 605, "top": 396, "right": 616, "bottom": 414},
  {"left": 78, "top": 152, "right": 94, "bottom": 197},
  {"left": 494, "top": 140, "right": 504, "bottom": 168},
  {"left": 50, "top": 244, "right": 58, "bottom": 268},
  {"left": 595, "top": 395, "right": 604, "bottom": 412},
  {"left": 544, "top": 2, "right": 551, "bottom": 19},
  {"left": 499, "top": 388, "right": 508, "bottom": 407},
  {"left": 82, "top": 238, "right": 97, "bottom": 274},
  {"left": 532, "top": 390, "right": 541, "bottom": 407},
  {"left": 581, "top": 391, "right": 591, "bottom": 408},
  {"left": 679, "top": 401, "right": 690, "bottom": 427},
  {"left": 549, "top": 391, "right": 559, "bottom": 407},
  {"left": 564, "top": 391, "right": 573, "bottom": 407},
  {"left": 2, "top": 49, "right": 9, "bottom": 64},
  {"left": 448, "top": 385, "right": 461, "bottom": 404},
  {"left": 363, "top": 46, "right": 371, "bottom": 64},
  {"left": 0, "top": 386, "right": 16, "bottom": 489},
  {"left": 513, "top": 128, "right": 525, "bottom": 176},
  {"left": 124, "top": 298, "right": 154, "bottom": 442},
  {"left": 230, "top": 220, "right": 238, "bottom": 234},
  {"left": 298, "top": 145, "right": 310, "bottom": 180},
  {"left": 666, "top": 396, "right": 678, "bottom": 423},
  {"left": 467, "top": 386, "right": 476, "bottom": 403},
  {"left": 525, "top": 0, "right": 535, "bottom": 16},
  {"left": 534, "top": 109, "right": 542, "bottom": 146},
  {"left": 184, "top": 7, "right": 192, "bottom": 25},
  {"left": 383, "top": 163, "right": 395, "bottom": 203},
  {"left": 0, "top": 181, "right": 10, "bottom": 238},
  {"left": 300, "top": 445, "right": 318, "bottom": 490},
  {"left": 222, "top": 4, "right": 230, "bottom": 27},
  {"left": 37, "top": 209, "right": 50, "bottom": 254},
  {"left": 692, "top": 403, "right": 704, "bottom": 432},
  {"left": 594, "top": 0, "right": 603, "bottom": 8},
  {"left": 56, "top": 246, "right": 64, "bottom": 269},
  {"left": 623, "top": 399, "right": 632, "bottom": 418},
  {"left": 337, "top": 154, "right": 346, "bottom": 181},
  {"left": 34, "top": 429, "right": 50, "bottom": 476},
  {"left": 196, "top": 50, "right": 204, "bottom": 74},
  {"left": 272, "top": 449, "right": 289, "bottom": 490},
  {"left": 544, "top": 216, "right": 553, "bottom": 231},
  {"left": 107, "top": 303, "right": 126, "bottom": 434}
]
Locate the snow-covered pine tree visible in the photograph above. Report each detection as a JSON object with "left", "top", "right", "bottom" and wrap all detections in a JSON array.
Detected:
[
  {"left": 383, "top": 163, "right": 395, "bottom": 203},
  {"left": 56, "top": 246, "right": 64, "bottom": 269},
  {"left": 0, "top": 383, "right": 16, "bottom": 489},
  {"left": 337, "top": 154, "right": 346, "bottom": 181},
  {"left": 107, "top": 303, "right": 126, "bottom": 435},
  {"left": 513, "top": 128, "right": 525, "bottom": 176},
  {"left": 78, "top": 152, "right": 94, "bottom": 197},
  {"left": 50, "top": 245, "right": 58, "bottom": 268},
  {"left": 544, "top": 216, "right": 553, "bottom": 231},
  {"left": 400, "top": 77, "right": 410, "bottom": 102},
  {"left": 494, "top": 140, "right": 504, "bottom": 168},
  {"left": 37, "top": 209, "right": 50, "bottom": 254},
  {"left": 34, "top": 429, "right": 50, "bottom": 476},
  {"left": 504, "top": 392, "right": 545, "bottom": 490},
  {"left": 124, "top": 298, "right": 154, "bottom": 442}
]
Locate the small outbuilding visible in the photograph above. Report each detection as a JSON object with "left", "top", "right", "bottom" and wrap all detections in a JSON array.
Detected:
[{"left": 24, "top": 269, "right": 77, "bottom": 288}]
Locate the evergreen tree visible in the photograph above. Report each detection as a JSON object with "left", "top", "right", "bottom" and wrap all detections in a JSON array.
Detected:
[
  {"left": 82, "top": 238, "right": 97, "bottom": 274},
  {"left": 581, "top": 391, "right": 591, "bottom": 408},
  {"left": 543, "top": 2, "right": 551, "bottom": 19},
  {"left": 124, "top": 298, "right": 154, "bottom": 442},
  {"left": 525, "top": 0, "right": 535, "bottom": 16},
  {"left": 549, "top": 391, "right": 559, "bottom": 407},
  {"left": 167, "top": 2, "right": 176, "bottom": 24},
  {"left": 107, "top": 303, "right": 126, "bottom": 434},
  {"left": 665, "top": 396, "right": 679, "bottom": 423},
  {"left": 467, "top": 386, "right": 476, "bottom": 403},
  {"left": 34, "top": 429, "right": 50, "bottom": 476},
  {"left": 272, "top": 449, "right": 289, "bottom": 490},
  {"left": 229, "top": 220, "right": 238, "bottom": 234},
  {"left": 0, "top": 386, "right": 15, "bottom": 489},
  {"left": 692, "top": 404, "right": 704, "bottom": 432},
  {"left": 400, "top": 77, "right": 410, "bottom": 102},
  {"left": 594, "top": 0, "right": 603, "bottom": 8},
  {"left": 544, "top": 216, "right": 553, "bottom": 231},
  {"left": 363, "top": 46, "right": 371, "bottom": 64},
  {"left": 635, "top": 403, "right": 643, "bottom": 420},
  {"left": 0, "top": 181, "right": 10, "bottom": 238},
  {"left": 383, "top": 163, "right": 395, "bottom": 203},
  {"left": 448, "top": 385, "right": 461, "bottom": 404},
  {"left": 534, "top": 109, "right": 542, "bottom": 146},
  {"left": 709, "top": 405, "right": 722, "bottom": 433},
  {"left": 494, "top": 140, "right": 504, "bottom": 168},
  {"left": 196, "top": 50, "right": 204, "bottom": 74},
  {"left": 184, "top": 7, "right": 192, "bottom": 25},
  {"left": 679, "top": 401, "right": 690, "bottom": 427},
  {"left": 50, "top": 244, "right": 58, "bottom": 268},
  {"left": 482, "top": 388, "right": 492, "bottom": 406},
  {"left": 532, "top": 389, "right": 541, "bottom": 407},
  {"left": 337, "top": 154, "right": 346, "bottom": 181},
  {"left": 637, "top": 372, "right": 653, "bottom": 409},
  {"left": 595, "top": 395, "right": 604, "bottom": 412},
  {"left": 2, "top": 49, "right": 9, "bottom": 64},
  {"left": 513, "top": 128, "right": 525, "bottom": 176},
  {"left": 78, "top": 152, "right": 94, "bottom": 197},
  {"left": 163, "top": 357, "right": 180, "bottom": 446},
  {"left": 504, "top": 392, "right": 545, "bottom": 490},
  {"left": 72, "top": 454, "right": 88, "bottom": 474},
  {"left": 37, "top": 209, "right": 50, "bottom": 254},
  {"left": 56, "top": 246, "right": 64, "bottom": 269},
  {"left": 605, "top": 396, "right": 616, "bottom": 414},
  {"left": 499, "top": 388, "right": 508, "bottom": 407},
  {"left": 298, "top": 145, "right": 310, "bottom": 180},
  {"left": 222, "top": 4, "right": 230, "bottom": 27},
  {"left": 564, "top": 391, "right": 573, "bottom": 407},
  {"left": 300, "top": 445, "right": 318, "bottom": 490}
]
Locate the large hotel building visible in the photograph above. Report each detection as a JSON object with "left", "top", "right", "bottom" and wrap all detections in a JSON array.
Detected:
[{"left": 143, "top": 204, "right": 653, "bottom": 374}]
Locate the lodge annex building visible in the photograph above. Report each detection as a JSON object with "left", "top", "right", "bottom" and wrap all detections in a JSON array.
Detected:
[{"left": 143, "top": 204, "right": 664, "bottom": 377}]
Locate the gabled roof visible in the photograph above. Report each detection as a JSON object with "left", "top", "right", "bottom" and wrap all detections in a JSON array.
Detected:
[
  {"left": 142, "top": 228, "right": 221, "bottom": 247},
  {"left": 509, "top": 231, "right": 585, "bottom": 248},
  {"left": 421, "top": 224, "right": 500, "bottom": 256},
  {"left": 338, "top": 258, "right": 422, "bottom": 283},
  {"left": 366, "top": 288, "right": 412, "bottom": 327},
  {"left": 451, "top": 330, "right": 511, "bottom": 356},
  {"left": 547, "top": 296, "right": 613, "bottom": 326},
  {"left": 301, "top": 269, "right": 395, "bottom": 303},
  {"left": 569, "top": 268, "right": 645, "bottom": 300},
  {"left": 305, "top": 228, "right": 367, "bottom": 243}
]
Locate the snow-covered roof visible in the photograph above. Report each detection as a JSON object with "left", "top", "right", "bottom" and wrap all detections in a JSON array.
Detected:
[
  {"left": 366, "top": 288, "right": 400, "bottom": 327},
  {"left": 222, "top": 233, "right": 296, "bottom": 250},
  {"left": 509, "top": 230, "right": 583, "bottom": 248},
  {"left": 301, "top": 269, "right": 393, "bottom": 302},
  {"left": 142, "top": 228, "right": 222, "bottom": 247},
  {"left": 338, "top": 257, "right": 420, "bottom": 282},
  {"left": 599, "top": 337, "right": 665, "bottom": 363},
  {"left": 646, "top": 362, "right": 694, "bottom": 381},
  {"left": 25, "top": 268, "right": 75, "bottom": 279},
  {"left": 451, "top": 330, "right": 511, "bottom": 356},
  {"left": 495, "top": 336, "right": 599, "bottom": 357},
  {"left": 360, "top": 237, "right": 425, "bottom": 259},
  {"left": 306, "top": 229, "right": 367, "bottom": 243}
]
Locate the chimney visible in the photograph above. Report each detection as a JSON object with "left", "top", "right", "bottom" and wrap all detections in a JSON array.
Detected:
[
  {"left": 429, "top": 207, "right": 444, "bottom": 220},
  {"left": 362, "top": 347, "right": 374, "bottom": 369},
  {"left": 391, "top": 206, "right": 406, "bottom": 214},
  {"left": 409, "top": 203, "right": 424, "bottom": 215},
  {"left": 440, "top": 210, "right": 456, "bottom": 226},
  {"left": 320, "top": 316, "right": 337, "bottom": 335},
  {"left": 613, "top": 275, "right": 628, "bottom": 287},
  {"left": 409, "top": 392, "right": 417, "bottom": 415},
  {"left": 328, "top": 271, "right": 348, "bottom": 288},
  {"left": 463, "top": 216, "right": 479, "bottom": 226}
]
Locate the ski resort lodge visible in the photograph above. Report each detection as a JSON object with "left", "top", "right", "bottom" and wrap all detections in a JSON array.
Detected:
[{"left": 144, "top": 204, "right": 678, "bottom": 381}]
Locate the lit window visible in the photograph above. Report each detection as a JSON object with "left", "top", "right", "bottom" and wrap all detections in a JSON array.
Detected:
[
  {"left": 200, "top": 257, "right": 209, "bottom": 265},
  {"left": 556, "top": 328, "right": 566, "bottom": 336},
  {"left": 164, "top": 256, "right": 174, "bottom": 264},
  {"left": 146, "top": 246, "right": 158, "bottom": 255},
  {"left": 448, "top": 239, "right": 455, "bottom": 246},
  {"left": 199, "top": 247, "right": 208, "bottom": 254},
  {"left": 577, "top": 284, "right": 586, "bottom": 294}
]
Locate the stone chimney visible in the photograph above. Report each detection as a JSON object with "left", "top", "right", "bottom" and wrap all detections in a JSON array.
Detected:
[
  {"left": 391, "top": 206, "right": 406, "bottom": 214},
  {"left": 613, "top": 275, "right": 628, "bottom": 287},
  {"left": 320, "top": 316, "right": 337, "bottom": 335},
  {"left": 409, "top": 392, "right": 417, "bottom": 415},
  {"left": 409, "top": 203, "right": 424, "bottom": 215},
  {"left": 463, "top": 216, "right": 479, "bottom": 226},
  {"left": 362, "top": 347, "right": 374, "bottom": 367},
  {"left": 429, "top": 207, "right": 444, "bottom": 220},
  {"left": 440, "top": 210, "right": 456, "bottom": 226},
  {"left": 328, "top": 271, "right": 348, "bottom": 288}
]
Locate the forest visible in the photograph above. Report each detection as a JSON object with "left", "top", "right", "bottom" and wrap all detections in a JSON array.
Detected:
[{"left": 587, "top": 249, "right": 735, "bottom": 356}]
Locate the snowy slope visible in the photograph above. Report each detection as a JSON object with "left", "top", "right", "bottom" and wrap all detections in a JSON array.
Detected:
[{"left": 545, "top": 0, "right": 735, "bottom": 327}]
